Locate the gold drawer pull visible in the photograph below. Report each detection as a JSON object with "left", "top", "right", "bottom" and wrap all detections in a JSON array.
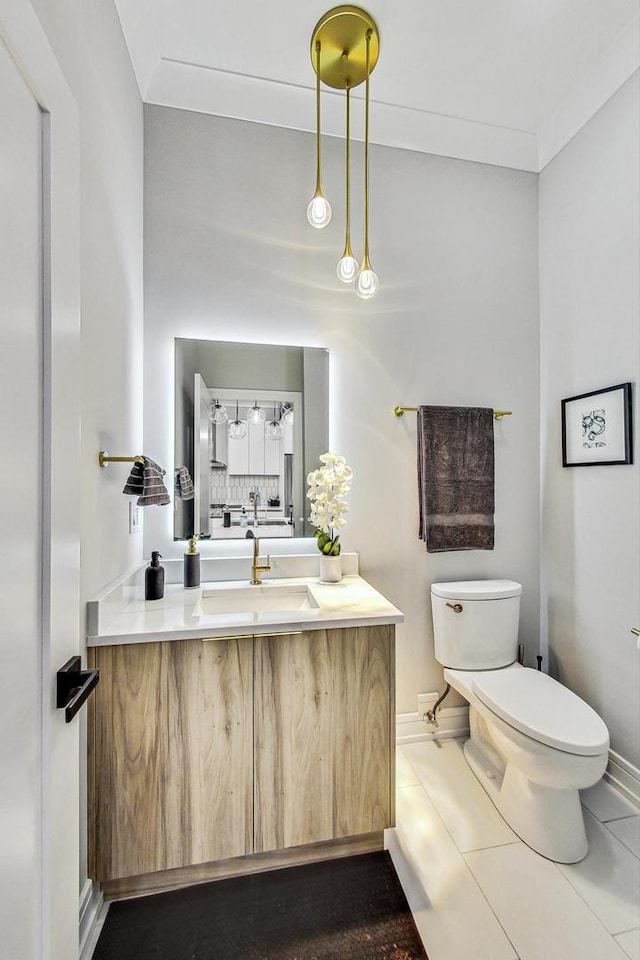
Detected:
[
  {"left": 631, "top": 628, "right": 640, "bottom": 637},
  {"left": 446, "top": 602, "right": 463, "bottom": 613}
]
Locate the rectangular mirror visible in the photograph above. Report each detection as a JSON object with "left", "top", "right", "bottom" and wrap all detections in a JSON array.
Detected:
[{"left": 174, "top": 339, "right": 329, "bottom": 541}]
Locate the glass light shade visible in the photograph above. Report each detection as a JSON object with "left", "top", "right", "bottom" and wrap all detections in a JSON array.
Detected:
[
  {"left": 280, "top": 404, "right": 294, "bottom": 427},
  {"left": 210, "top": 400, "right": 228, "bottom": 424},
  {"left": 306, "top": 194, "right": 332, "bottom": 229},
  {"left": 248, "top": 402, "right": 265, "bottom": 424},
  {"left": 266, "top": 420, "right": 284, "bottom": 440},
  {"left": 228, "top": 419, "right": 247, "bottom": 440},
  {"left": 355, "top": 267, "right": 379, "bottom": 299},
  {"left": 336, "top": 254, "right": 359, "bottom": 284}
]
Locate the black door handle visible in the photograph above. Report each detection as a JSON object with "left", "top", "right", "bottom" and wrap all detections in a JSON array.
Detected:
[{"left": 56, "top": 656, "right": 100, "bottom": 723}]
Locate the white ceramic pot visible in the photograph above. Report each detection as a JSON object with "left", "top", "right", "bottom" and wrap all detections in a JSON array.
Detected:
[{"left": 319, "top": 554, "right": 342, "bottom": 583}]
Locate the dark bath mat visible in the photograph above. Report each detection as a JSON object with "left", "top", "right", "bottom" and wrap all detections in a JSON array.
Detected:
[{"left": 92, "top": 850, "right": 429, "bottom": 960}]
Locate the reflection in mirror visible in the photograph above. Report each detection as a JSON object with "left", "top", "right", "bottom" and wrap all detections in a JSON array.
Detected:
[{"left": 174, "top": 339, "right": 329, "bottom": 542}]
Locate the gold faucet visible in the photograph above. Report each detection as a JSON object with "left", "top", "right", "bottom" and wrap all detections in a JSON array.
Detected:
[{"left": 250, "top": 537, "right": 270, "bottom": 585}]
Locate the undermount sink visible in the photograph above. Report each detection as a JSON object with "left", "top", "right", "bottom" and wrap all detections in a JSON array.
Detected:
[{"left": 193, "top": 583, "right": 320, "bottom": 618}]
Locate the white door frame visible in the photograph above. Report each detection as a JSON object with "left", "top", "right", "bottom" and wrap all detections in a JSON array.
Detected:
[{"left": 0, "top": 3, "right": 81, "bottom": 958}]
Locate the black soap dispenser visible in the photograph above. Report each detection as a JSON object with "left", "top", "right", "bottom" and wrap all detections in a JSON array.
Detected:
[
  {"left": 184, "top": 536, "right": 200, "bottom": 589},
  {"left": 145, "top": 551, "right": 164, "bottom": 601}
]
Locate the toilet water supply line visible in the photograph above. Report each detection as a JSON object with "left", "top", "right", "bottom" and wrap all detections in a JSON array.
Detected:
[
  {"left": 424, "top": 683, "right": 451, "bottom": 728},
  {"left": 424, "top": 652, "right": 544, "bottom": 728}
]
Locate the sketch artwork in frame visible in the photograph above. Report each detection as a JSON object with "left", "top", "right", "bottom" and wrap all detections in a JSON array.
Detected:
[{"left": 562, "top": 382, "right": 633, "bottom": 467}]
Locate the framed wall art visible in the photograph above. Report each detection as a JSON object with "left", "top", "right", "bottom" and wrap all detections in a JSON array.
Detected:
[{"left": 561, "top": 382, "right": 633, "bottom": 467}]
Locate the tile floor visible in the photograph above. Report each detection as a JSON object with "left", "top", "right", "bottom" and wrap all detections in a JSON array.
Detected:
[{"left": 387, "top": 739, "right": 640, "bottom": 960}]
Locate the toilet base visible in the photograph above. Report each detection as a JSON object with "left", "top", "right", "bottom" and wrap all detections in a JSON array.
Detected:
[{"left": 463, "top": 737, "right": 588, "bottom": 863}]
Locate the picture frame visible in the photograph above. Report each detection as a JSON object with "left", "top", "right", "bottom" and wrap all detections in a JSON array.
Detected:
[{"left": 561, "top": 382, "right": 633, "bottom": 467}]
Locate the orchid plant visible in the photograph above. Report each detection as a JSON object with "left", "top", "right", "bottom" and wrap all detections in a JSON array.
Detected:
[{"left": 307, "top": 452, "right": 353, "bottom": 556}]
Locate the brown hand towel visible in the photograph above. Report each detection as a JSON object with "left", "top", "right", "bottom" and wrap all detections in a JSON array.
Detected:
[{"left": 418, "top": 406, "right": 494, "bottom": 552}]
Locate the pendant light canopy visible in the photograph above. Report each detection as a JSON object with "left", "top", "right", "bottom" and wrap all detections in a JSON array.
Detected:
[{"left": 307, "top": 6, "right": 380, "bottom": 298}]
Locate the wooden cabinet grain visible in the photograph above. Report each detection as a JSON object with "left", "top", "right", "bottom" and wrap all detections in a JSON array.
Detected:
[
  {"left": 89, "top": 624, "right": 394, "bottom": 888},
  {"left": 254, "top": 626, "right": 393, "bottom": 851},
  {"left": 89, "top": 638, "right": 253, "bottom": 881}
]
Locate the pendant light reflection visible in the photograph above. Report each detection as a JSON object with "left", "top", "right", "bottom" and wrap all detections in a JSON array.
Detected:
[
  {"left": 248, "top": 400, "right": 265, "bottom": 424},
  {"left": 280, "top": 402, "right": 294, "bottom": 427},
  {"left": 266, "top": 405, "right": 284, "bottom": 440},
  {"left": 210, "top": 399, "right": 228, "bottom": 424},
  {"left": 307, "top": 6, "right": 379, "bottom": 297},
  {"left": 306, "top": 40, "right": 332, "bottom": 229},
  {"left": 228, "top": 401, "right": 247, "bottom": 440}
]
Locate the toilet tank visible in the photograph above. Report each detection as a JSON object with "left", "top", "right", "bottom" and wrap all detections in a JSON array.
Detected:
[{"left": 431, "top": 580, "right": 522, "bottom": 670}]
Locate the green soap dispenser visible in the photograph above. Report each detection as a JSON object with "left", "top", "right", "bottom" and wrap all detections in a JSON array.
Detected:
[
  {"left": 184, "top": 537, "right": 200, "bottom": 589},
  {"left": 145, "top": 551, "right": 164, "bottom": 601}
]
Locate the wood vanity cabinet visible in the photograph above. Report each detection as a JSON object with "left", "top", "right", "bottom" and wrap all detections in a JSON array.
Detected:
[
  {"left": 89, "top": 637, "right": 254, "bottom": 882},
  {"left": 88, "top": 624, "right": 394, "bottom": 889}
]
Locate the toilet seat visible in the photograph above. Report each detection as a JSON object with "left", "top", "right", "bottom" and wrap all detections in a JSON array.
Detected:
[{"left": 472, "top": 668, "right": 609, "bottom": 757}]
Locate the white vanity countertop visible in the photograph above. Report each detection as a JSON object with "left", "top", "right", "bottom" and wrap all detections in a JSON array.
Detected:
[{"left": 87, "top": 575, "right": 404, "bottom": 646}]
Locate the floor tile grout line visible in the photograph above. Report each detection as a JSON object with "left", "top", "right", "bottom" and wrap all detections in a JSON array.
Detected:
[
  {"left": 459, "top": 845, "right": 523, "bottom": 959},
  {"left": 397, "top": 773, "right": 521, "bottom": 959},
  {"left": 398, "top": 743, "right": 639, "bottom": 956},
  {"left": 601, "top": 818, "right": 640, "bottom": 861},
  {"left": 548, "top": 844, "right": 640, "bottom": 943}
]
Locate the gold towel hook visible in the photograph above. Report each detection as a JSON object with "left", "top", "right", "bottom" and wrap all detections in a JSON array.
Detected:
[{"left": 98, "top": 451, "right": 144, "bottom": 469}]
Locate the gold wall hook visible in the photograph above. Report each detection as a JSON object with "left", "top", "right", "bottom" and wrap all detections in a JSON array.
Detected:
[{"left": 98, "top": 451, "right": 144, "bottom": 469}]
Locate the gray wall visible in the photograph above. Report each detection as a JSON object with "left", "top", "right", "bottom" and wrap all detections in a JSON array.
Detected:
[
  {"left": 539, "top": 72, "right": 640, "bottom": 767},
  {"left": 143, "top": 104, "right": 541, "bottom": 715}
]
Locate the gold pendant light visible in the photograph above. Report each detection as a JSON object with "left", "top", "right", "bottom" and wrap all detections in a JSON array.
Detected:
[
  {"left": 336, "top": 85, "right": 359, "bottom": 282},
  {"left": 306, "top": 40, "right": 332, "bottom": 228},
  {"left": 308, "top": 6, "right": 380, "bottom": 296},
  {"left": 354, "top": 27, "right": 378, "bottom": 299}
]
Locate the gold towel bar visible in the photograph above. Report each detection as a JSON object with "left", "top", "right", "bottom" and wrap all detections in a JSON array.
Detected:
[
  {"left": 393, "top": 406, "right": 512, "bottom": 420},
  {"left": 98, "top": 451, "right": 144, "bottom": 468}
]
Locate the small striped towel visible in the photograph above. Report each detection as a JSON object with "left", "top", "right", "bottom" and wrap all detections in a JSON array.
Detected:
[
  {"left": 123, "top": 457, "right": 170, "bottom": 506},
  {"left": 175, "top": 466, "right": 195, "bottom": 500}
]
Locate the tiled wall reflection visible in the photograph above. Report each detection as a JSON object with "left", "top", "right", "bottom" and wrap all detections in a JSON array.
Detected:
[{"left": 210, "top": 472, "right": 279, "bottom": 506}]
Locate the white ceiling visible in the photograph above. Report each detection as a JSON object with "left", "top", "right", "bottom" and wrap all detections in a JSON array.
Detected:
[{"left": 115, "top": 0, "right": 639, "bottom": 171}]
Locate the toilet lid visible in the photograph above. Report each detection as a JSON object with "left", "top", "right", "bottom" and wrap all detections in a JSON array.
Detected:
[{"left": 472, "top": 668, "right": 609, "bottom": 756}]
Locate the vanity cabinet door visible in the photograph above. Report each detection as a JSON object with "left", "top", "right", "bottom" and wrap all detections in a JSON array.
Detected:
[
  {"left": 253, "top": 625, "right": 394, "bottom": 853},
  {"left": 90, "top": 637, "right": 253, "bottom": 882}
]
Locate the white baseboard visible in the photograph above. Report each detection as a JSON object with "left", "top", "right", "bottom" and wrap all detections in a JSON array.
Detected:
[
  {"left": 396, "top": 699, "right": 469, "bottom": 744},
  {"left": 79, "top": 879, "right": 107, "bottom": 960},
  {"left": 397, "top": 710, "right": 640, "bottom": 812},
  {"left": 605, "top": 749, "right": 640, "bottom": 809}
]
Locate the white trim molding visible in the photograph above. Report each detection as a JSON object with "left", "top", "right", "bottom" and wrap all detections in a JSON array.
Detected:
[
  {"left": 537, "top": 16, "right": 640, "bottom": 169},
  {"left": 79, "top": 880, "right": 107, "bottom": 960},
  {"left": 396, "top": 696, "right": 470, "bottom": 745},
  {"left": 605, "top": 749, "right": 640, "bottom": 810}
]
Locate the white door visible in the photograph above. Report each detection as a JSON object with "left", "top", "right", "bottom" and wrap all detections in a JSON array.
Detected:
[
  {"left": 0, "top": 12, "right": 81, "bottom": 960},
  {"left": 194, "top": 374, "right": 212, "bottom": 536}
]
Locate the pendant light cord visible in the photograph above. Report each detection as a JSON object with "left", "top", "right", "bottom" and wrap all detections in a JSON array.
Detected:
[
  {"left": 345, "top": 84, "right": 352, "bottom": 254},
  {"left": 315, "top": 40, "right": 322, "bottom": 194},
  {"left": 362, "top": 29, "right": 372, "bottom": 269}
]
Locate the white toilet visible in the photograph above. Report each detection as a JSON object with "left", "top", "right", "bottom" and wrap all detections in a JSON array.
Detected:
[{"left": 431, "top": 579, "right": 610, "bottom": 863}]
